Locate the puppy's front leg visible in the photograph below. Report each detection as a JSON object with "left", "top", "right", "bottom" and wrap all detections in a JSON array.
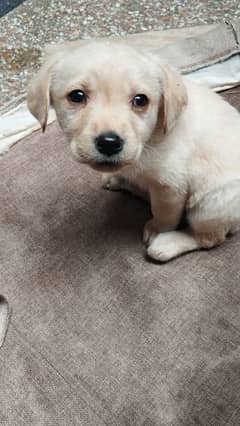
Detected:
[
  {"left": 102, "top": 173, "right": 125, "bottom": 191},
  {"left": 102, "top": 174, "right": 149, "bottom": 201},
  {"left": 143, "top": 184, "right": 185, "bottom": 245}
]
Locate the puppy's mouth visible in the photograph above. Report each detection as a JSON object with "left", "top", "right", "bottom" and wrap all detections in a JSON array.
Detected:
[
  {"left": 90, "top": 158, "right": 126, "bottom": 172},
  {"left": 75, "top": 154, "right": 138, "bottom": 173},
  {"left": 70, "top": 139, "right": 139, "bottom": 172}
]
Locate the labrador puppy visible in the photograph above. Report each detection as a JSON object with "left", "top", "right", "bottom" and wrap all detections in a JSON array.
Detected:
[{"left": 28, "top": 40, "right": 240, "bottom": 261}]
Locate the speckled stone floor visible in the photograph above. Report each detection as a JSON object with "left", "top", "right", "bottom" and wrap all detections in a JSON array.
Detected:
[{"left": 1, "top": 0, "right": 240, "bottom": 109}]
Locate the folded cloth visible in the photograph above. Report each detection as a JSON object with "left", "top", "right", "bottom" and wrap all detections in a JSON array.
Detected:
[
  {"left": 0, "top": 295, "right": 10, "bottom": 348},
  {"left": 152, "top": 20, "right": 240, "bottom": 73}
]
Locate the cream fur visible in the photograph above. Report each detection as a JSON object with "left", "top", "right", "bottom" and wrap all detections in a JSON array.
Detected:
[{"left": 28, "top": 40, "right": 240, "bottom": 261}]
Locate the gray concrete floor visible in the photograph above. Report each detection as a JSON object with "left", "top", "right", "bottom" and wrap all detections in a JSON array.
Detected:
[{"left": 1, "top": 0, "right": 240, "bottom": 109}]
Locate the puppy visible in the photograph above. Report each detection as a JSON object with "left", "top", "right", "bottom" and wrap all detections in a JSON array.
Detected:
[{"left": 28, "top": 40, "right": 240, "bottom": 261}]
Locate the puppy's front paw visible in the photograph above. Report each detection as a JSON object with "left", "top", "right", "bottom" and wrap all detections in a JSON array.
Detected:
[{"left": 102, "top": 174, "right": 125, "bottom": 191}]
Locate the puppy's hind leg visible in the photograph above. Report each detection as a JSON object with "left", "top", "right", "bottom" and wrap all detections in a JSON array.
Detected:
[
  {"left": 188, "top": 179, "right": 240, "bottom": 248},
  {"left": 147, "top": 180, "right": 240, "bottom": 262}
]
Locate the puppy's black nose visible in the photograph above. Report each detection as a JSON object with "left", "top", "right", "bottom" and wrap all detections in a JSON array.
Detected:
[{"left": 95, "top": 132, "right": 124, "bottom": 156}]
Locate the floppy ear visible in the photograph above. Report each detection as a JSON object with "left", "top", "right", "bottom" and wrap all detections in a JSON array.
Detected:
[
  {"left": 27, "top": 43, "right": 66, "bottom": 132},
  {"left": 27, "top": 60, "right": 52, "bottom": 132},
  {"left": 160, "top": 65, "right": 188, "bottom": 134},
  {"left": 27, "top": 40, "right": 86, "bottom": 132},
  {"left": 27, "top": 59, "right": 54, "bottom": 132}
]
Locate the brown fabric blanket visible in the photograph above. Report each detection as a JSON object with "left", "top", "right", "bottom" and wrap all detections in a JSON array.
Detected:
[{"left": 0, "top": 89, "right": 240, "bottom": 425}]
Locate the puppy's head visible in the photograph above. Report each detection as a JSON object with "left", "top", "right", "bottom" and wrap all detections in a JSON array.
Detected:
[{"left": 28, "top": 40, "right": 187, "bottom": 172}]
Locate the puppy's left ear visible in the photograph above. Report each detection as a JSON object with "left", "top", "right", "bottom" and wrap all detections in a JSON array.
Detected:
[{"left": 160, "top": 65, "right": 188, "bottom": 134}]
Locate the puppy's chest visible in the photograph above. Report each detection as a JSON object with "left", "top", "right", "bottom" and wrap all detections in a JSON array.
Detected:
[
  {"left": 128, "top": 154, "right": 185, "bottom": 191},
  {"left": 125, "top": 166, "right": 181, "bottom": 198}
]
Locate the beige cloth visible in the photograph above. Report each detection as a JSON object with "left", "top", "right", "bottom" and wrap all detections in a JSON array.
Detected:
[{"left": 152, "top": 20, "right": 240, "bottom": 73}]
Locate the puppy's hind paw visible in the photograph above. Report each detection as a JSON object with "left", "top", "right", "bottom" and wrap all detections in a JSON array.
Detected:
[
  {"left": 147, "top": 236, "right": 180, "bottom": 262},
  {"left": 146, "top": 230, "right": 200, "bottom": 262}
]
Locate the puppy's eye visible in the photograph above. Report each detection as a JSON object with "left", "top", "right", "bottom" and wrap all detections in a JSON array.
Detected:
[
  {"left": 67, "top": 90, "right": 87, "bottom": 104},
  {"left": 132, "top": 94, "right": 149, "bottom": 108}
]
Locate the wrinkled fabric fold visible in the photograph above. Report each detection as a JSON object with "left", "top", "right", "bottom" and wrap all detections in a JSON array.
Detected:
[{"left": 154, "top": 20, "right": 240, "bottom": 73}]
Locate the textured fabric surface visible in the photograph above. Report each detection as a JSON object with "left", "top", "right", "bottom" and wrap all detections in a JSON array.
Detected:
[
  {"left": 156, "top": 20, "right": 240, "bottom": 73},
  {"left": 0, "top": 90, "right": 240, "bottom": 425}
]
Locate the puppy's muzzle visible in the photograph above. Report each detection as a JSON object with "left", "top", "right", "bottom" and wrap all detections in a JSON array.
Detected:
[{"left": 95, "top": 132, "right": 124, "bottom": 157}]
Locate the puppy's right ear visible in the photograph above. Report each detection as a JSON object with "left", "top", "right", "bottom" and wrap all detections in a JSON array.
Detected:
[
  {"left": 27, "top": 59, "right": 54, "bottom": 132},
  {"left": 28, "top": 40, "right": 86, "bottom": 132},
  {"left": 27, "top": 42, "right": 64, "bottom": 132}
]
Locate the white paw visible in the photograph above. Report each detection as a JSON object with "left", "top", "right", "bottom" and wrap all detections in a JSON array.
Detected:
[
  {"left": 102, "top": 174, "right": 125, "bottom": 191},
  {"left": 147, "top": 232, "right": 182, "bottom": 262}
]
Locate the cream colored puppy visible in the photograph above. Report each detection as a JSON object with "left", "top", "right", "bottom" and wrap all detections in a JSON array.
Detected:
[{"left": 28, "top": 40, "right": 240, "bottom": 261}]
